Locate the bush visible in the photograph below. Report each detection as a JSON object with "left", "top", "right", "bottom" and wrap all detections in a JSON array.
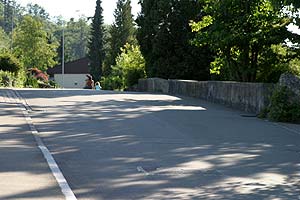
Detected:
[
  {"left": 0, "top": 53, "right": 22, "bottom": 74},
  {"left": 100, "top": 76, "right": 123, "bottom": 90},
  {"left": 24, "top": 75, "right": 39, "bottom": 88},
  {"left": 113, "top": 44, "right": 146, "bottom": 89},
  {"left": 0, "top": 71, "right": 11, "bottom": 87},
  {"left": 49, "top": 80, "right": 59, "bottom": 88},
  {"left": 123, "top": 66, "right": 146, "bottom": 88},
  {"left": 267, "top": 86, "right": 300, "bottom": 123},
  {"left": 0, "top": 70, "right": 25, "bottom": 88}
]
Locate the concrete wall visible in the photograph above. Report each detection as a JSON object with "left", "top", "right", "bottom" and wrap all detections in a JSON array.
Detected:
[
  {"left": 54, "top": 74, "right": 86, "bottom": 88},
  {"left": 138, "top": 78, "right": 275, "bottom": 113}
]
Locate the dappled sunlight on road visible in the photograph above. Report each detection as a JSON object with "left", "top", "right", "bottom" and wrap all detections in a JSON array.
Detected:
[
  {"left": 0, "top": 90, "right": 65, "bottom": 200},
  {"left": 15, "top": 89, "right": 300, "bottom": 199},
  {"left": 224, "top": 173, "right": 287, "bottom": 194}
]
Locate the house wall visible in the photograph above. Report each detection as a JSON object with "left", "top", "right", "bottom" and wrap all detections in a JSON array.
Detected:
[{"left": 54, "top": 74, "right": 87, "bottom": 88}]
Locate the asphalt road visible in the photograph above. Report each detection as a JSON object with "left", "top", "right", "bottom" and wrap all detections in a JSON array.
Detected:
[{"left": 11, "top": 89, "right": 300, "bottom": 199}]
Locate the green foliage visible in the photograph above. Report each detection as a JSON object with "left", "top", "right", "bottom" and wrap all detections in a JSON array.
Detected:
[
  {"left": 102, "top": 44, "right": 145, "bottom": 90},
  {"left": 103, "top": 0, "right": 136, "bottom": 76},
  {"left": 191, "top": 0, "right": 298, "bottom": 82},
  {"left": 56, "top": 17, "right": 90, "bottom": 64},
  {"left": 48, "top": 80, "right": 59, "bottom": 88},
  {"left": 0, "top": 0, "right": 17, "bottom": 33},
  {"left": 136, "top": 0, "right": 212, "bottom": 81},
  {"left": 114, "top": 44, "right": 146, "bottom": 88},
  {"left": 0, "top": 70, "right": 13, "bottom": 87},
  {"left": 24, "top": 75, "right": 39, "bottom": 88},
  {"left": 100, "top": 76, "right": 123, "bottom": 90},
  {"left": 88, "top": 0, "right": 105, "bottom": 81},
  {"left": 26, "top": 3, "right": 50, "bottom": 20},
  {"left": 13, "top": 15, "right": 58, "bottom": 71},
  {"left": 0, "top": 70, "right": 25, "bottom": 87},
  {"left": 0, "top": 27, "right": 9, "bottom": 50},
  {"left": 267, "top": 86, "right": 300, "bottom": 123},
  {"left": 0, "top": 52, "right": 22, "bottom": 73},
  {"left": 256, "top": 44, "right": 300, "bottom": 82}
]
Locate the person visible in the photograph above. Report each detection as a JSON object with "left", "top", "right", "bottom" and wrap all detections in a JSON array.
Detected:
[
  {"left": 84, "top": 74, "right": 94, "bottom": 89},
  {"left": 95, "top": 81, "right": 102, "bottom": 90}
]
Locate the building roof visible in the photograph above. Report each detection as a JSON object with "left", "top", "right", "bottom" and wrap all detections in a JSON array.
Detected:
[{"left": 47, "top": 57, "right": 90, "bottom": 75}]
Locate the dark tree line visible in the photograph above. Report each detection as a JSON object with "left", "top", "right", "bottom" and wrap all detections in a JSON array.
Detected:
[
  {"left": 136, "top": 0, "right": 213, "bottom": 81},
  {"left": 136, "top": 0, "right": 300, "bottom": 83}
]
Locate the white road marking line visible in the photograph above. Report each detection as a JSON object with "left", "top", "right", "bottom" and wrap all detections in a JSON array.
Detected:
[{"left": 13, "top": 89, "right": 77, "bottom": 200}]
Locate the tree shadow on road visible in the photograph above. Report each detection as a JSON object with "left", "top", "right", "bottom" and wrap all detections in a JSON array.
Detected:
[
  {"left": 0, "top": 102, "right": 65, "bottom": 199},
  {"left": 10, "top": 90, "right": 300, "bottom": 199}
]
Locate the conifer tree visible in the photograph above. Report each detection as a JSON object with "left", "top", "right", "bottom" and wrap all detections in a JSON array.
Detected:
[
  {"left": 88, "top": 0, "right": 105, "bottom": 80},
  {"left": 137, "top": 0, "right": 212, "bottom": 80},
  {"left": 103, "top": 0, "right": 135, "bottom": 76}
]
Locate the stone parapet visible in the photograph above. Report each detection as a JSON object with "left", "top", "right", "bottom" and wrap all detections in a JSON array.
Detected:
[
  {"left": 138, "top": 78, "right": 275, "bottom": 114},
  {"left": 279, "top": 73, "right": 300, "bottom": 96}
]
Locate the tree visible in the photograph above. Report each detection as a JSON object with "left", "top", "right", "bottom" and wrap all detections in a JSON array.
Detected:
[
  {"left": 88, "top": 0, "right": 105, "bottom": 81},
  {"left": 0, "top": 27, "right": 10, "bottom": 50},
  {"left": 190, "top": 0, "right": 299, "bottom": 82},
  {"left": 136, "top": 0, "right": 212, "bottom": 80},
  {"left": 136, "top": 0, "right": 164, "bottom": 77},
  {"left": 26, "top": 3, "right": 49, "bottom": 20},
  {"left": 113, "top": 43, "right": 146, "bottom": 88},
  {"left": 55, "top": 17, "right": 90, "bottom": 64},
  {"left": 13, "top": 15, "right": 58, "bottom": 71},
  {"left": 103, "top": 0, "right": 136, "bottom": 76},
  {"left": 1, "top": 0, "right": 14, "bottom": 33},
  {"left": 0, "top": 0, "right": 22, "bottom": 34}
]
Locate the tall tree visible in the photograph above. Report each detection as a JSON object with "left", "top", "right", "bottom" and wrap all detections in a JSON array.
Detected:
[
  {"left": 103, "top": 0, "right": 135, "bottom": 76},
  {"left": 13, "top": 15, "right": 58, "bottom": 71},
  {"left": 56, "top": 17, "right": 90, "bottom": 63},
  {"left": 191, "top": 0, "right": 299, "bottom": 82},
  {"left": 137, "top": 0, "right": 212, "bottom": 80},
  {"left": 1, "top": 0, "right": 14, "bottom": 33},
  {"left": 136, "top": 0, "right": 163, "bottom": 77},
  {"left": 0, "top": 0, "right": 22, "bottom": 33},
  {"left": 88, "top": 0, "right": 105, "bottom": 81},
  {"left": 26, "top": 3, "right": 49, "bottom": 20},
  {"left": 0, "top": 27, "right": 9, "bottom": 50}
]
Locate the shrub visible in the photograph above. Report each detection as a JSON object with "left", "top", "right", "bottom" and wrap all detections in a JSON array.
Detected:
[
  {"left": 267, "top": 86, "right": 300, "bottom": 123},
  {"left": 0, "top": 70, "right": 25, "bottom": 88},
  {"left": 24, "top": 75, "right": 39, "bottom": 88},
  {"left": 100, "top": 76, "right": 123, "bottom": 90},
  {"left": 0, "top": 53, "right": 22, "bottom": 74},
  {"left": 49, "top": 80, "right": 59, "bottom": 88},
  {"left": 113, "top": 44, "right": 146, "bottom": 89},
  {"left": 0, "top": 71, "right": 12, "bottom": 87}
]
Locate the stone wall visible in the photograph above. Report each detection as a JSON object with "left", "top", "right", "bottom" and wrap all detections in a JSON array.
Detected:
[
  {"left": 279, "top": 73, "right": 300, "bottom": 96},
  {"left": 138, "top": 78, "right": 275, "bottom": 113}
]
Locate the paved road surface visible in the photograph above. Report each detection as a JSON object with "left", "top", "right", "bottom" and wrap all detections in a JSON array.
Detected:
[
  {"left": 3, "top": 88, "right": 300, "bottom": 199},
  {"left": 0, "top": 89, "right": 65, "bottom": 200}
]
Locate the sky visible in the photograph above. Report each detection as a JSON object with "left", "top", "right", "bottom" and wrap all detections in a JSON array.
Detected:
[{"left": 17, "top": 0, "right": 141, "bottom": 24}]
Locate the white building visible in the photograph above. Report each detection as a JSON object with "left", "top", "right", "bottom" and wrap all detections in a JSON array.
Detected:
[{"left": 47, "top": 58, "right": 90, "bottom": 88}]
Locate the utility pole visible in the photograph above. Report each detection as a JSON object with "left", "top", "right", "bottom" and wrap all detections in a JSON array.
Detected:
[
  {"left": 10, "top": 4, "right": 13, "bottom": 52},
  {"left": 62, "top": 24, "right": 65, "bottom": 88}
]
